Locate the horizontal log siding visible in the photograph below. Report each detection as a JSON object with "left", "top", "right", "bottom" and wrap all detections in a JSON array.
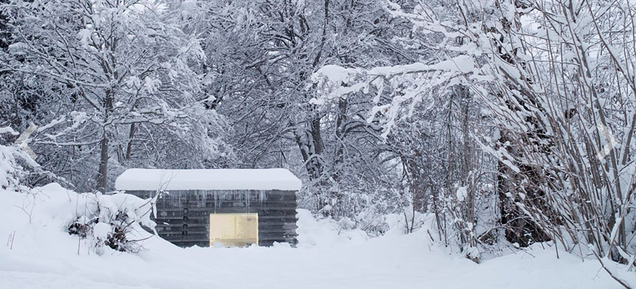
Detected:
[{"left": 127, "top": 189, "right": 298, "bottom": 247}]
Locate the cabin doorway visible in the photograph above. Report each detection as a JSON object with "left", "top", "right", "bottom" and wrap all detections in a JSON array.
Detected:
[{"left": 209, "top": 213, "right": 258, "bottom": 247}]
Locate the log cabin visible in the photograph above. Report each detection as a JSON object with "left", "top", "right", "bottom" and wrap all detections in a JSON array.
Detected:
[{"left": 115, "top": 168, "right": 301, "bottom": 247}]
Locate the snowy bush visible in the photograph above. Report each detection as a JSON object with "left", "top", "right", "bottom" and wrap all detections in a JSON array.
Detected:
[
  {"left": 0, "top": 143, "right": 37, "bottom": 192},
  {"left": 67, "top": 192, "right": 157, "bottom": 254},
  {"left": 300, "top": 177, "right": 403, "bottom": 236},
  {"left": 0, "top": 136, "right": 62, "bottom": 191},
  {"left": 312, "top": 190, "right": 397, "bottom": 236}
]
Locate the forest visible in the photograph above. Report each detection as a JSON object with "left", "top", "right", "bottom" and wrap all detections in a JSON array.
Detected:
[{"left": 0, "top": 0, "right": 635, "bottom": 287}]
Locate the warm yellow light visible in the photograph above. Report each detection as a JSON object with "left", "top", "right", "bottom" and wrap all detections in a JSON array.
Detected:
[{"left": 209, "top": 213, "right": 258, "bottom": 247}]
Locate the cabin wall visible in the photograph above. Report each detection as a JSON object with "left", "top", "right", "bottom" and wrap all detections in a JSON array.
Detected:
[{"left": 127, "top": 189, "right": 298, "bottom": 247}]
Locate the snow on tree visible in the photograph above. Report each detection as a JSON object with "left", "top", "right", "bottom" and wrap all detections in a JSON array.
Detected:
[
  {"left": 1, "top": 0, "right": 231, "bottom": 191},
  {"left": 312, "top": 0, "right": 635, "bottom": 284},
  {"left": 1, "top": 1, "right": 635, "bottom": 285}
]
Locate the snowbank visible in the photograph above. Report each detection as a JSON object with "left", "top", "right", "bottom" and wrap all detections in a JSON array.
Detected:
[
  {"left": 296, "top": 209, "right": 369, "bottom": 247},
  {"left": 0, "top": 183, "right": 633, "bottom": 289},
  {"left": 0, "top": 183, "right": 156, "bottom": 256}
]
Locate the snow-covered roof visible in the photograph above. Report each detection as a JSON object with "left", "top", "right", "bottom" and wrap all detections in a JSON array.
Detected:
[{"left": 115, "top": 168, "right": 302, "bottom": 191}]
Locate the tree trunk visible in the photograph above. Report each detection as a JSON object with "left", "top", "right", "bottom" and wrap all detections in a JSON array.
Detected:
[
  {"left": 96, "top": 133, "right": 109, "bottom": 192},
  {"left": 459, "top": 85, "right": 475, "bottom": 238},
  {"left": 125, "top": 123, "right": 136, "bottom": 161},
  {"left": 96, "top": 92, "right": 113, "bottom": 192},
  {"left": 488, "top": 4, "right": 551, "bottom": 247}
]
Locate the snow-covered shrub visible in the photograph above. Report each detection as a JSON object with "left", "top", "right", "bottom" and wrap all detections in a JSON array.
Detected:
[
  {"left": 67, "top": 192, "right": 157, "bottom": 254},
  {"left": 306, "top": 186, "right": 399, "bottom": 236},
  {"left": 1, "top": 134, "right": 156, "bottom": 254},
  {"left": 0, "top": 132, "right": 61, "bottom": 191},
  {"left": 0, "top": 143, "right": 36, "bottom": 192}
]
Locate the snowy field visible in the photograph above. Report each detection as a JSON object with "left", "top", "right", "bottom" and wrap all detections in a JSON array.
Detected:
[{"left": 0, "top": 184, "right": 633, "bottom": 289}]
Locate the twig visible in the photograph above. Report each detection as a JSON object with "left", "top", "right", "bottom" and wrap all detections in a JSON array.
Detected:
[
  {"left": 591, "top": 246, "right": 632, "bottom": 289},
  {"left": 6, "top": 231, "right": 15, "bottom": 249}
]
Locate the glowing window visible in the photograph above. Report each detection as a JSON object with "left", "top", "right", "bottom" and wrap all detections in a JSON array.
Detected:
[{"left": 209, "top": 213, "right": 258, "bottom": 247}]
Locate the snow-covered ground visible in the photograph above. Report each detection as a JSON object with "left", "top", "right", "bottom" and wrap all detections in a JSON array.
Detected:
[{"left": 0, "top": 184, "right": 633, "bottom": 289}]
